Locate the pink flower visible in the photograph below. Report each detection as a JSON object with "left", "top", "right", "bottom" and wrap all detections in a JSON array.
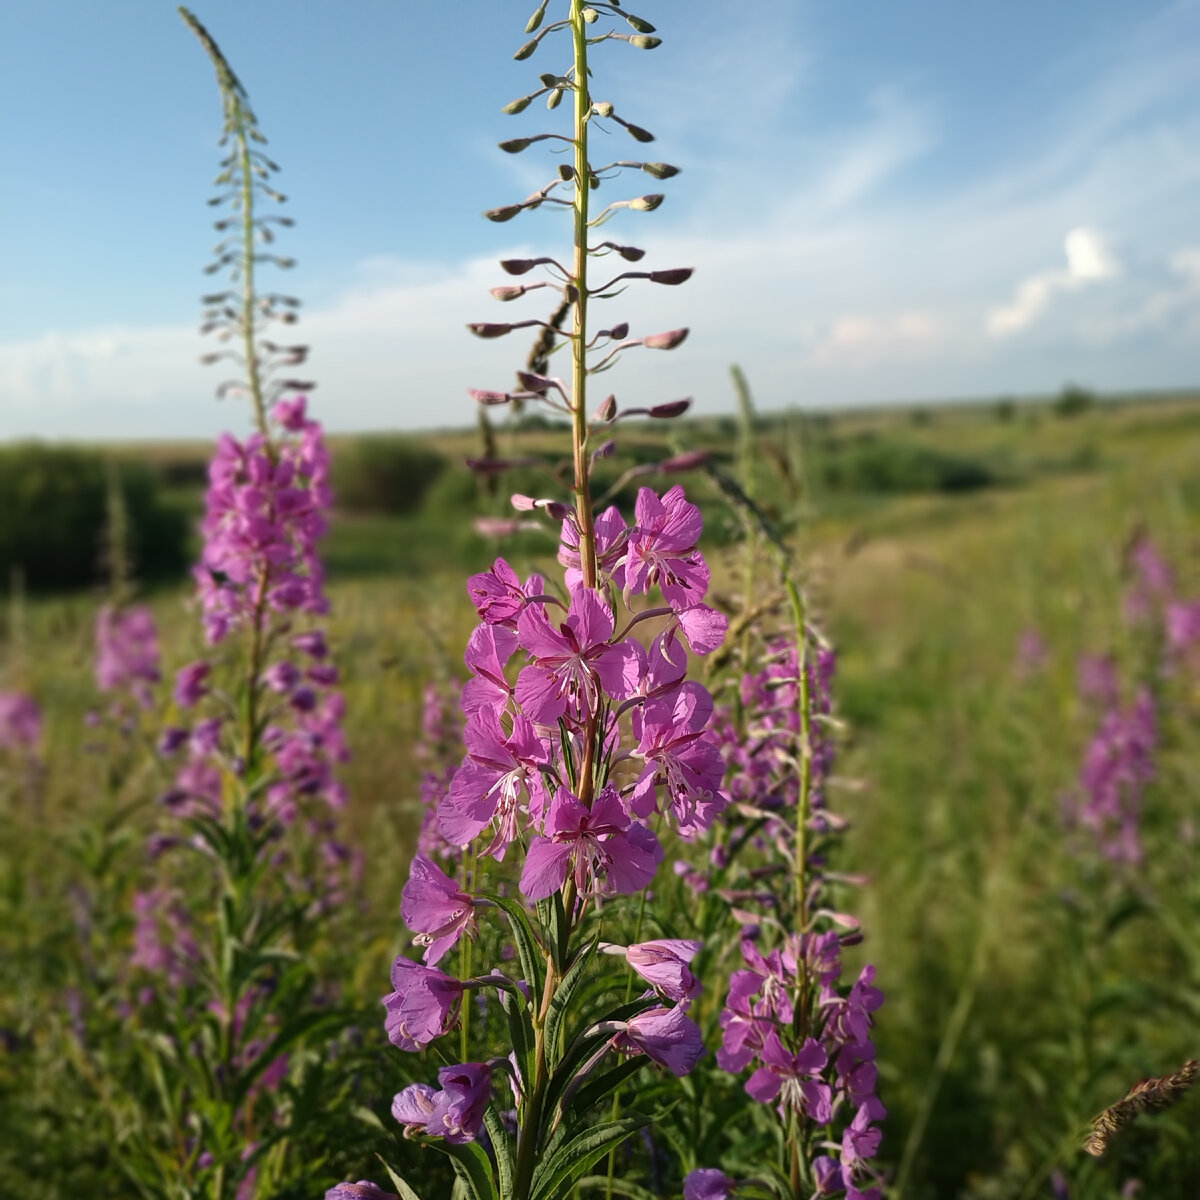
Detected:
[
  {"left": 625, "top": 939, "right": 702, "bottom": 1003},
  {"left": 0, "top": 691, "right": 41, "bottom": 751},
  {"left": 400, "top": 854, "right": 478, "bottom": 966},
  {"left": 514, "top": 589, "right": 644, "bottom": 723},
  {"left": 623, "top": 486, "right": 709, "bottom": 610},
  {"left": 382, "top": 956, "right": 464, "bottom": 1051},
  {"left": 745, "top": 1031, "right": 831, "bottom": 1122},
  {"left": 392, "top": 1062, "right": 492, "bottom": 1144},
  {"left": 467, "top": 558, "right": 545, "bottom": 626},
  {"left": 520, "top": 785, "right": 662, "bottom": 901},
  {"left": 613, "top": 1004, "right": 704, "bottom": 1076}
]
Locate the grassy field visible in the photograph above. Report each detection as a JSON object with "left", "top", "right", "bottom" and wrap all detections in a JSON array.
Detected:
[{"left": 3, "top": 389, "right": 1199, "bottom": 1198}]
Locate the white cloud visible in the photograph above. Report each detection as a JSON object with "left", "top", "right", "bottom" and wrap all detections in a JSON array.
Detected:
[{"left": 986, "top": 228, "right": 1119, "bottom": 336}]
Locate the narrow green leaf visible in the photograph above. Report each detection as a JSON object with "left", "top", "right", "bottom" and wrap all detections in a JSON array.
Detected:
[
  {"left": 488, "top": 893, "right": 546, "bottom": 1001},
  {"left": 484, "top": 1106, "right": 515, "bottom": 1200},
  {"left": 377, "top": 1157, "right": 426, "bottom": 1200},
  {"left": 437, "top": 1138, "right": 499, "bottom": 1200},
  {"left": 563, "top": 1057, "right": 645, "bottom": 1119},
  {"left": 545, "top": 938, "right": 597, "bottom": 1070},
  {"left": 576, "top": 1176, "right": 659, "bottom": 1200},
  {"left": 529, "top": 1117, "right": 649, "bottom": 1200}
]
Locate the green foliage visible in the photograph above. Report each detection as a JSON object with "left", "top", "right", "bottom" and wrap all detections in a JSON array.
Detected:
[
  {"left": 0, "top": 445, "right": 188, "bottom": 590},
  {"left": 1054, "top": 382, "right": 1097, "bottom": 417},
  {"left": 332, "top": 436, "right": 449, "bottom": 515},
  {"left": 815, "top": 432, "right": 998, "bottom": 494}
]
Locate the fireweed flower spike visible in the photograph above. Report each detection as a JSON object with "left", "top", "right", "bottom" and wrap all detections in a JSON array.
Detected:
[
  {"left": 378, "top": 5, "right": 727, "bottom": 1199},
  {"left": 107, "top": 13, "right": 355, "bottom": 1197}
]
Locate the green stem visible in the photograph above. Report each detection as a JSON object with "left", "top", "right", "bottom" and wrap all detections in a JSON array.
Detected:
[{"left": 235, "top": 102, "right": 270, "bottom": 442}]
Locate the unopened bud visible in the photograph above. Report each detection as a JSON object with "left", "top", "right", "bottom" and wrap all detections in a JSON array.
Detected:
[
  {"left": 643, "top": 327, "right": 689, "bottom": 349},
  {"left": 502, "top": 94, "right": 533, "bottom": 115},
  {"left": 649, "top": 268, "right": 693, "bottom": 285},
  {"left": 511, "top": 493, "right": 538, "bottom": 512},
  {"left": 485, "top": 205, "right": 523, "bottom": 223},
  {"left": 625, "top": 14, "right": 657, "bottom": 33},
  {"left": 624, "top": 122, "right": 655, "bottom": 143},
  {"left": 514, "top": 38, "right": 539, "bottom": 61},
  {"left": 593, "top": 101, "right": 614, "bottom": 118},
  {"left": 642, "top": 162, "right": 680, "bottom": 179},
  {"left": 500, "top": 258, "right": 539, "bottom": 276},
  {"left": 469, "top": 389, "right": 513, "bottom": 405},
  {"left": 548, "top": 88, "right": 564, "bottom": 110},
  {"left": 558, "top": 164, "right": 576, "bottom": 182},
  {"left": 649, "top": 398, "right": 692, "bottom": 418},
  {"left": 491, "top": 286, "right": 525, "bottom": 301},
  {"left": 630, "top": 35, "right": 662, "bottom": 49},
  {"left": 516, "top": 371, "right": 556, "bottom": 394},
  {"left": 608, "top": 322, "right": 630, "bottom": 340},
  {"left": 615, "top": 245, "right": 645, "bottom": 262},
  {"left": 660, "top": 450, "right": 709, "bottom": 473},
  {"left": 630, "top": 194, "right": 664, "bottom": 211},
  {"left": 594, "top": 394, "right": 618, "bottom": 421},
  {"left": 593, "top": 439, "right": 617, "bottom": 459},
  {"left": 467, "top": 323, "right": 515, "bottom": 339},
  {"left": 582, "top": 7, "right": 599, "bottom": 22},
  {"left": 539, "top": 72, "right": 560, "bottom": 87},
  {"left": 543, "top": 500, "right": 574, "bottom": 521},
  {"left": 499, "top": 137, "right": 534, "bottom": 154},
  {"left": 525, "top": 1, "right": 548, "bottom": 33}
]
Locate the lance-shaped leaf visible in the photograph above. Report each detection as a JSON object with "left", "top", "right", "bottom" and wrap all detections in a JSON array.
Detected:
[{"left": 528, "top": 1117, "right": 651, "bottom": 1200}]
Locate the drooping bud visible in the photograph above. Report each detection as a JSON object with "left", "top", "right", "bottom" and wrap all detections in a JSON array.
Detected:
[
  {"left": 499, "top": 138, "right": 535, "bottom": 154},
  {"left": 608, "top": 322, "right": 630, "bottom": 340},
  {"left": 501, "top": 257, "right": 559, "bottom": 276},
  {"left": 467, "top": 323, "right": 516, "bottom": 339},
  {"left": 469, "top": 389, "right": 513, "bottom": 406},
  {"left": 625, "top": 14, "right": 657, "bottom": 33},
  {"left": 593, "top": 101, "right": 615, "bottom": 118},
  {"left": 502, "top": 94, "right": 534, "bottom": 115},
  {"left": 649, "top": 268, "right": 693, "bottom": 285},
  {"left": 649, "top": 398, "right": 692, "bottom": 418},
  {"left": 630, "top": 35, "right": 662, "bottom": 49},
  {"left": 558, "top": 164, "right": 576, "bottom": 182},
  {"left": 660, "top": 450, "right": 710, "bottom": 473},
  {"left": 484, "top": 205, "right": 523, "bottom": 223},
  {"left": 514, "top": 38, "right": 539, "bottom": 60},
  {"left": 510, "top": 494, "right": 538, "bottom": 512},
  {"left": 582, "top": 8, "right": 600, "bottom": 23},
  {"left": 515, "top": 371, "right": 562, "bottom": 395},
  {"left": 643, "top": 328, "right": 689, "bottom": 350},
  {"left": 642, "top": 162, "right": 681, "bottom": 179},
  {"left": 524, "top": 1, "right": 549, "bottom": 33},
  {"left": 593, "top": 440, "right": 617, "bottom": 460},
  {"left": 491, "top": 286, "right": 526, "bottom": 301},
  {"left": 630, "top": 194, "right": 664, "bottom": 211},
  {"left": 548, "top": 88, "right": 564, "bottom": 110},
  {"left": 593, "top": 394, "right": 618, "bottom": 422},
  {"left": 620, "top": 120, "right": 655, "bottom": 143}
]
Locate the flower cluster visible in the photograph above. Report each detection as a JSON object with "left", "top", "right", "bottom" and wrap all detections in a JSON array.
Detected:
[
  {"left": 0, "top": 691, "right": 41, "bottom": 754},
  {"left": 386, "top": 483, "right": 726, "bottom": 1143},
  {"left": 94, "top": 604, "right": 161, "bottom": 713},
  {"left": 704, "top": 633, "right": 886, "bottom": 1198},
  {"left": 165, "top": 397, "right": 347, "bottom": 826}
]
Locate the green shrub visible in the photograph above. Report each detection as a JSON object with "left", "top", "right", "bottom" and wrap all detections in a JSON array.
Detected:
[
  {"left": 1053, "top": 383, "right": 1095, "bottom": 417},
  {"left": 0, "top": 445, "right": 189, "bottom": 590},
  {"left": 815, "top": 436, "right": 997, "bottom": 494},
  {"left": 331, "top": 436, "right": 447, "bottom": 514}
]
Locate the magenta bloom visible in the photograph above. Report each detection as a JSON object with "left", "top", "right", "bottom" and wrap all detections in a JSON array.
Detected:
[
  {"left": 174, "top": 661, "right": 211, "bottom": 709},
  {"left": 520, "top": 785, "right": 662, "bottom": 901},
  {"left": 624, "top": 486, "right": 709, "bottom": 610},
  {"left": 0, "top": 691, "right": 41, "bottom": 751},
  {"left": 515, "top": 589, "right": 644, "bottom": 723},
  {"left": 631, "top": 680, "right": 727, "bottom": 834},
  {"left": 95, "top": 604, "right": 161, "bottom": 708},
  {"left": 614, "top": 1004, "right": 704, "bottom": 1076},
  {"left": 468, "top": 558, "right": 545, "bottom": 626},
  {"left": 841, "top": 1102, "right": 884, "bottom": 1170},
  {"left": 625, "top": 939, "right": 702, "bottom": 1003},
  {"left": 326, "top": 1183, "right": 398, "bottom": 1200},
  {"left": 392, "top": 1062, "right": 492, "bottom": 1144},
  {"left": 462, "top": 624, "right": 519, "bottom": 717},
  {"left": 440, "top": 709, "right": 548, "bottom": 856},
  {"left": 674, "top": 603, "right": 727, "bottom": 656},
  {"left": 559, "top": 505, "right": 629, "bottom": 591},
  {"left": 684, "top": 1169, "right": 736, "bottom": 1200},
  {"left": 382, "top": 956, "right": 464, "bottom": 1051},
  {"left": 1167, "top": 600, "right": 1200, "bottom": 656},
  {"left": 745, "top": 1031, "right": 831, "bottom": 1122},
  {"left": 400, "top": 854, "right": 477, "bottom": 966}
]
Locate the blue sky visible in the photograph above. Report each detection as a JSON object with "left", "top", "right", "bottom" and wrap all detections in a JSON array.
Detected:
[{"left": 2, "top": 0, "right": 1198, "bottom": 440}]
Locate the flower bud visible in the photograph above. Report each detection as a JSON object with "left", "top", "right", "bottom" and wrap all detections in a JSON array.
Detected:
[
  {"left": 558, "top": 164, "right": 576, "bottom": 182},
  {"left": 484, "top": 205, "right": 523, "bottom": 223},
  {"left": 593, "top": 101, "right": 615, "bottom": 118},
  {"left": 630, "top": 194, "right": 664, "bottom": 211},
  {"left": 499, "top": 138, "right": 534, "bottom": 154},
  {"left": 608, "top": 322, "right": 630, "bottom": 340},
  {"left": 642, "top": 162, "right": 680, "bottom": 180},
  {"left": 625, "top": 14, "right": 657, "bottom": 33},
  {"left": 649, "top": 398, "right": 692, "bottom": 418},
  {"left": 660, "top": 450, "right": 710, "bottom": 474},
  {"left": 649, "top": 268, "right": 693, "bottom": 285},
  {"left": 623, "top": 122, "right": 655, "bottom": 143},
  {"left": 491, "top": 286, "right": 525, "bottom": 301},
  {"left": 467, "top": 323, "right": 515, "bottom": 339},
  {"left": 539, "top": 72, "right": 560, "bottom": 87},
  {"left": 630, "top": 35, "right": 662, "bottom": 49},
  {"left": 593, "top": 440, "right": 617, "bottom": 460},
  {"left": 469, "top": 389, "right": 513, "bottom": 406},
  {"left": 593, "top": 394, "right": 618, "bottom": 421},
  {"left": 516, "top": 371, "right": 559, "bottom": 394},
  {"left": 524, "top": 1, "right": 548, "bottom": 33},
  {"left": 510, "top": 494, "right": 538, "bottom": 512},
  {"left": 548, "top": 88, "right": 564, "bottom": 110},
  {"left": 514, "top": 38, "right": 539, "bottom": 60},
  {"left": 643, "top": 327, "right": 689, "bottom": 349},
  {"left": 500, "top": 258, "right": 541, "bottom": 276},
  {"left": 582, "top": 7, "right": 599, "bottom": 22},
  {"left": 502, "top": 94, "right": 533, "bottom": 115}
]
